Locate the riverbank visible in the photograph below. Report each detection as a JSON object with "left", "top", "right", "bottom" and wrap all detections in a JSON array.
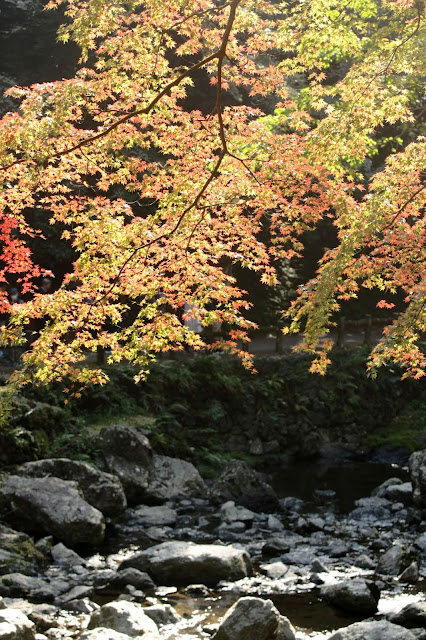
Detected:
[
  {"left": 1, "top": 433, "right": 426, "bottom": 640},
  {"left": 1, "top": 348, "right": 424, "bottom": 474}
]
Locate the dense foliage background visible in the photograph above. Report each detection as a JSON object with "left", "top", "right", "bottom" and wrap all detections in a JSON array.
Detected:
[{"left": 1, "top": 348, "right": 424, "bottom": 474}]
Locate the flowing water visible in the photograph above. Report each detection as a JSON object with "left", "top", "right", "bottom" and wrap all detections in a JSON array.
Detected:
[{"left": 112, "top": 460, "right": 416, "bottom": 639}]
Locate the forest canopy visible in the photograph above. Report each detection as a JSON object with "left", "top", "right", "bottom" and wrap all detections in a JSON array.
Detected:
[{"left": 0, "top": 0, "right": 425, "bottom": 391}]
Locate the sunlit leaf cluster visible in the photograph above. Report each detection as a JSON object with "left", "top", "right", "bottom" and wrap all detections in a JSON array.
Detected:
[{"left": 0, "top": 0, "right": 424, "bottom": 390}]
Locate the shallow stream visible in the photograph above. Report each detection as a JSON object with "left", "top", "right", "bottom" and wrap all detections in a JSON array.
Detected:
[{"left": 99, "top": 459, "right": 419, "bottom": 639}]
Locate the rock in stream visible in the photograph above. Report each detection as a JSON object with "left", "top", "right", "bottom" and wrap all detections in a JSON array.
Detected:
[{"left": 1, "top": 444, "right": 426, "bottom": 640}]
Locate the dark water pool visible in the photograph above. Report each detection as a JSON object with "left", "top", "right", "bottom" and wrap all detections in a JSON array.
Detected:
[
  {"left": 164, "top": 589, "right": 363, "bottom": 636},
  {"left": 270, "top": 591, "right": 363, "bottom": 632},
  {"left": 270, "top": 460, "right": 409, "bottom": 512}
]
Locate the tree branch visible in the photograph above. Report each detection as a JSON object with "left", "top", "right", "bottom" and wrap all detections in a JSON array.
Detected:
[
  {"left": 2, "top": 1, "right": 242, "bottom": 172},
  {"left": 85, "top": 0, "right": 242, "bottom": 311}
]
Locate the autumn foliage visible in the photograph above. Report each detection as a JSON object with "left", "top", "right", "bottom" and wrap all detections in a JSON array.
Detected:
[{"left": 0, "top": 0, "right": 425, "bottom": 391}]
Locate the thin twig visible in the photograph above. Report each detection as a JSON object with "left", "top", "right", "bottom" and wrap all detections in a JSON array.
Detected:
[
  {"left": 350, "top": 7, "right": 423, "bottom": 104},
  {"left": 349, "top": 183, "right": 426, "bottom": 265},
  {"left": 1, "top": 52, "right": 218, "bottom": 172},
  {"left": 86, "top": 0, "right": 242, "bottom": 311}
]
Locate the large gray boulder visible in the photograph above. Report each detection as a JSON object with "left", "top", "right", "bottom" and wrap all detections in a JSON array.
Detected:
[
  {"left": 0, "top": 573, "right": 58, "bottom": 602},
  {"left": 213, "top": 597, "right": 295, "bottom": 640},
  {"left": 17, "top": 459, "right": 127, "bottom": 517},
  {"left": 0, "top": 475, "right": 105, "bottom": 547},
  {"left": 88, "top": 601, "right": 159, "bottom": 638},
  {"left": 389, "top": 601, "right": 426, "bottom": 628},
  {"left": 209, "top": 460, "right": 279, "bottom": 512},
  {"left": 120, "top": 541, "right": 252, "bottom": 586},
  {"left": 105, "top": 568, "right": 156, "bottom": 592},
  {"left": 409, "top": 451, "right": 426, "bottom": 507},
  {"left": 349, "top": 497, "right": 391, "bottom": 521},
  {"left": 320, "top": 578, "right": 380, "bottom": 615},
  {"left": 50, "top": 542, "right": 85, "bottom": 567},
  {"left": 328, "top": 620, "right": 417, "bottom": 640},
  {"left": 143, "top": 604, "right": 181, "bottom": 627},
  {"left": 97, "top": 425, "right": 152, "bottom": 505},
  {"left": 144, "top": 455, "right": 206, "bottom": 503},
  {"left": 376, "top": 544, "right": 411, "bottom": 576},
  {"left": 130, "top": 505, "right": 177, "bottom": 527},
  {"left": 219, "top": 502, "right": 255, "bottom": 524},
  {"left": 0, "top": 608, "right": 35, "bottom": 640},
  {"left": 384, "top": 482, "right": 413, "bottom": 505},
  {"left": 371, "top": 477, "right": 403, "bottom": 497},
  {"left": 398, "top": 561, "right": 419, "bottom": 584}
]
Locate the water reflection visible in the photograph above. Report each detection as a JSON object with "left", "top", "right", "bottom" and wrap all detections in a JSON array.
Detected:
[
  {"left": 270, "top": 591, "right": 363, "bottom": 631},
  {"left": 270, "top": 461, "right": 408, "bottom": 512}
]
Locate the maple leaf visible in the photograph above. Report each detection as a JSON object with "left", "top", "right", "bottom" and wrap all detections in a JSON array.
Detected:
[
  {"left": 0, "top": 0, "right": 424, "bottom": 399},
  {"left": 377, "top": 300, "right": 396, "bottom": 309}
]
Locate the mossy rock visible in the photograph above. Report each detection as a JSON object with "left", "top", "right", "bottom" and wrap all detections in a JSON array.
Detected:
[{"left": 0, "top": 525, "right": 46, "bottom": 576}]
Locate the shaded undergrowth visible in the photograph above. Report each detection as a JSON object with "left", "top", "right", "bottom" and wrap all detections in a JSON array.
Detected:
[{"left": 0, "top": 347, "right": 424, "bottom": 474}]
